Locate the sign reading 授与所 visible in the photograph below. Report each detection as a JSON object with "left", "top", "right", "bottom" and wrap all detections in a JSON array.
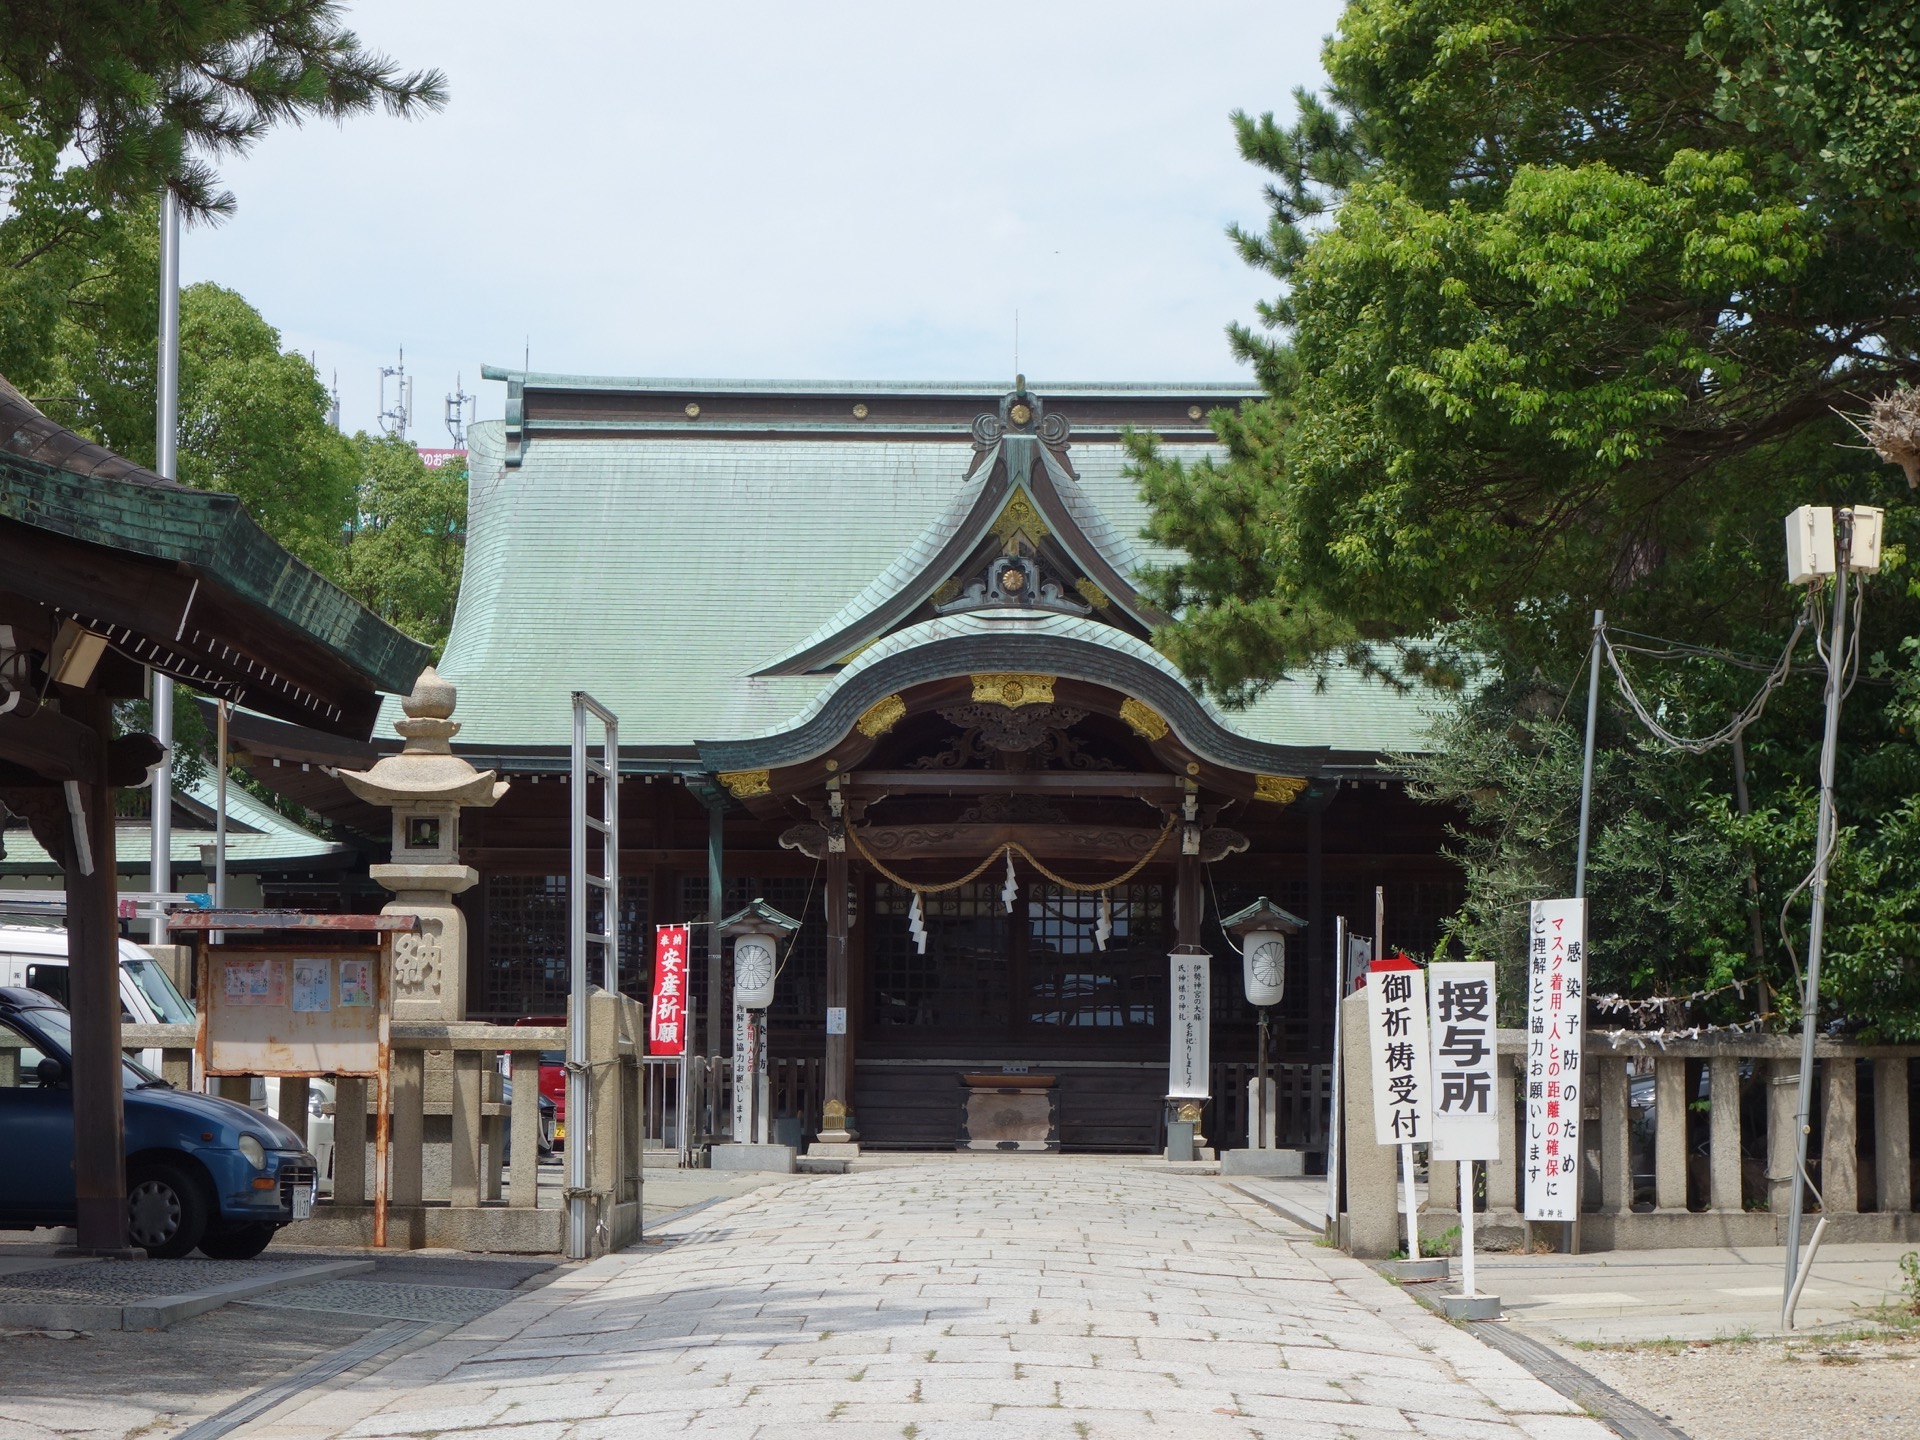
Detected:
[
  {"left": 1168, "top": 951, "right": 1211, "bottom": 1098},
  {"left": 1428, "top": 960, "right": 1499, "bottom": 1162},
  {"left": 1524, "top": 899, "right": 1586, "bottom": 1221},
  {"left": 1366, "top": 958, "right": 1431, "bottom": 1145}
]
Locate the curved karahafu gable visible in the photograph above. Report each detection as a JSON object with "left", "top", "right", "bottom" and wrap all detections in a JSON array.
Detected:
[{"left": 699, "top": 611, "right": 1329, "bottom": 780}]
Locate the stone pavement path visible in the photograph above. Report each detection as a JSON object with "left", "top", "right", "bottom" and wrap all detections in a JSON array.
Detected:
[{"left": 249, "top": 1160, "right": 1612, "bottom": 1440}]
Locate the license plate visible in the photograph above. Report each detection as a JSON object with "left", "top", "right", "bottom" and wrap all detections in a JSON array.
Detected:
[{"left": 293, "top": 1185, "right": 314, "bottom": 1220}]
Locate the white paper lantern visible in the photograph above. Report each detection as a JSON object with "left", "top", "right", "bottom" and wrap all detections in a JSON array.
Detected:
[
  {"left": 733, "top": 932, "right": 779, "bottom": 1009},
  {"left": 1241, "top": 929, "right": 1287, "bottom": 1008}
]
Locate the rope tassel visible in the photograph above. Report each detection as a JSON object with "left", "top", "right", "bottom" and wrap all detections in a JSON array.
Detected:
[
  {"left": 1002, "top": 851, "right": 1019, "bottom": 913},
  {"left": 1095, "top": 889, "right": 1112, "bottom": 952}
]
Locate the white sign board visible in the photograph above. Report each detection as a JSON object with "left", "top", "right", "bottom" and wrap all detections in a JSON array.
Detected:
[
  {"left": 732, "top": 1002, "right": 752, "bottom": 1139},
  {"left": 825, "top": 1006, "right": 847, "bottom": 1036},
  {"left": 1168, "top": 952, "right": 1211, "bottom": 1098},
  {"left": 1365, "top": 961, "right": 1431, "bottom": 1145},
  {"left": 1524, "top": 898, "right": 1587, "bottom": 1221},
  {"left": 1428, "top": 961, "right": 1500, "bottom": 1162}
]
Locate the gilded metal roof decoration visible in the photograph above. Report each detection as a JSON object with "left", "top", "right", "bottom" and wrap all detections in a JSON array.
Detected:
[
  {"left": 989, "top": 490, "right": 1049, "bottom": 550},
  {"left": 931, "top": 578, "right": 961, "bottom": 606},
  {"left": 1253, "top": 774, "right": 1309, "bottom": 805},
  {"left": 719, "top": 768, "right": 771, "bottom": 799},
  {"left": 971, "top": 673, "right": 1055, "bottom": 708},
  {"left": 855, "top": 693, "right": 907, "bottom": 738},
  {"left": 1075, "top": 577, "right": 1111, "bottom": 610},
  {"left": 1119, "top": 698, "right": 1169, "bottom": 741}
]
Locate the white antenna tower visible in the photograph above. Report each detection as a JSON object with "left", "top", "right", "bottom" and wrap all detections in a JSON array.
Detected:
[
  {"left": 325, "top": 368, "right": 341, "bottom": 430},
  {"left": 377, "top": 348, "right": 413, "bottom": 440},
  {"left": 445, "top": 373, "right": 475, "bottom": 446}
]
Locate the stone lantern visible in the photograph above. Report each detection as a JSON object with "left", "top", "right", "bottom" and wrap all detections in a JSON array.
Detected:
[{"left": 339, "top": 667, "right": 508, "bottom": 1022}]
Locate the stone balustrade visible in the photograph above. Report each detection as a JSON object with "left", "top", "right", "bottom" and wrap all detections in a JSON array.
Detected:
[
  {"left": 1338, "top": 989, "right": 1920, "bottom": 1254},
  {"left": 123, "top": 989, "right": 649, "bottom": 1255}
]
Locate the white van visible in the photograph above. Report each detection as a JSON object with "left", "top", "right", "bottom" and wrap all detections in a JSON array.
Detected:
[{"left": 0, "top": 924, "right": 196, "bottom": 1072}]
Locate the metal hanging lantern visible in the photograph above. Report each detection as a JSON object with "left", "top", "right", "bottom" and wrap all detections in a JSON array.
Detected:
[
  {"left": 1219, "top": 896, "right": 1307, "bottom": 1009},
  {"left": 721, "top": 897, "right": 802, "bottom": 1010}
]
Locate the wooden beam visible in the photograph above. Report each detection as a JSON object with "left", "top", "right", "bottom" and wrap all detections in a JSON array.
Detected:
[
  {"left": 854, "top": 822, "right": 1170, "bottom": 864},
  {"left": 0, "top": 703, "right": 97, "bottom": 781},
  {"left": 845, "top": 770, "right": 1187, "bottom": 800}
]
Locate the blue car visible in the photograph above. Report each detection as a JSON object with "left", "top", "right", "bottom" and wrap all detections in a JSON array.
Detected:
[{"left": 0, "top": 987, "right": 317, "bottom": 1258}]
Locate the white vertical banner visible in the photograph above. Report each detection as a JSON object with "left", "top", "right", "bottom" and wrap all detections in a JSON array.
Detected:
[
  {"left": 1429, "top": 961, "right": 1500, "bottom": 1162},
  {"left": 1524, "top": 899, "right": 1587, "bottom": 1221},
  {"left": 1168, "top": 951, "right": 1211, "bottom": 1098},
  {"left": 732, "top": 1002, "right": 752, "bottom": 1140},
  {"left": 1365, "top": 958, "right": 1431, "bottom": 1145}
]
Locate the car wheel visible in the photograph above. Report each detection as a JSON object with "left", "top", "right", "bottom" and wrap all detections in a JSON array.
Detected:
[
  {"left": 197, "top": 1222, "right": 276, "bottom": 1260},
  {"left": 126, "top": 1161, "right": 209, "bottom": 1258}
]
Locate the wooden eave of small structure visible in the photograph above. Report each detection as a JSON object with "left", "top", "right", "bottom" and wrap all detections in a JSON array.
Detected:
[{"left": 0, "top": 378, "right": 432, "bottom": 739}]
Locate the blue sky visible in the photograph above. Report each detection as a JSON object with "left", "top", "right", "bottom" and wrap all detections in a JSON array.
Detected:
[{"left": 179, "top": 2, "right": 1345, "bottom": 440}]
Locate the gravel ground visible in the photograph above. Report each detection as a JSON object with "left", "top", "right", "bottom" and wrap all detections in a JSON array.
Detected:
[{"left": 1570, "top": 1327, "right": 1920, "bottom": 1439}]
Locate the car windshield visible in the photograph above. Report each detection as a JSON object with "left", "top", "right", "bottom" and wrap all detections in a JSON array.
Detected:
[
  {"left": 21, "top": 1006, "right": 167, "bottom": 1088},
  {"left": 122, "top": 957, "right": 195, "bottom": 1024}
]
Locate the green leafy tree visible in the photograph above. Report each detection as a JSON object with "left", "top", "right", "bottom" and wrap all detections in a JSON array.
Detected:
[
  {"left": 341, "top": 436, "right": 467, "bottom": 653},
  {"left": 1136, "top": 0, "right": 1920, "bottom": 1033},
  {"left": 2, "top": 0, "right": 446, "bottom": 220}
]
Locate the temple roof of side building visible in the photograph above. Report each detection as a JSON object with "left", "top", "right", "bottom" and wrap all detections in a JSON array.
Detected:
[
  {"left": 397, "top": 375, "right": 1445, "bottom": 770},
  {"left": 0, "top": 773, "right": 350, "bottom": 875}
]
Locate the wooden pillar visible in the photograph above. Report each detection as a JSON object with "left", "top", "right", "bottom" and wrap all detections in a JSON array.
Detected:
[
  {"left": 1822, "top": 1058, "right": 1858, "bottom": 1214},
  {"left": 1599, "top": 1055, "right": 1631, "bottom": 1213},
  {"left": 66, "top": 691, "right": 127, "bottom": 1252},
  {"left": 1176, "top": 848, "right": 1202, "bottom": 949},
  {"left": 705, "top": 800, "right": 725, "bottom": 1057},
  {"left": 1306, "top": 807, "right": 1325, "bottom": 1055},
  {"left": 1876, "top": 1058, "right": 1912, "bottom": 1214},
  {"left": 818, "top": 841, "right": 853, "bottom": 1146},
  {"left": 1709, "top": 1055, "right": 1744, "bottom": 1212}
]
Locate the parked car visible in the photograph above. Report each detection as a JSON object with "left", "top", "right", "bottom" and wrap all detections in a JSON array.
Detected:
[
  {"left": 0, "top": 924, "right": 196, "bottom": 1072},
  {"left": 0, "top": 987, "right": 317, "bottom": 1258},
  {"left": 513, "top": 1015, "right": 567, "bottom": 1146}
]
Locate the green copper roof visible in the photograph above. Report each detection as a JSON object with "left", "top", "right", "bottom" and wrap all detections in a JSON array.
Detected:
[
  {"left": 0, "top": 377, "right": 432, "bottom": 730},
  {"left": 0, "top": 774, "right": 347, "bottom": 875},
  {"left": 418, "top": 395, "right": 1441, "bottom": 760}
]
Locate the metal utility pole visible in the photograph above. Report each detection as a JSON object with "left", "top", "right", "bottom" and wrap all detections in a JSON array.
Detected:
[
  {"left": 149, "top": 187, "right": 181, "bottom": 942},
  {"left": 1574, "top": 609, "right": 1603, "bottom": 899},
  {"left": 1784, "top": 515, "right": 1853, "bottom": 1326}
]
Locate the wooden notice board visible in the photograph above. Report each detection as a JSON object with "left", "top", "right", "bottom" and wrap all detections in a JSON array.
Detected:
[{"left": 198, "top": 945, "right": 386, "bottom": 1077}]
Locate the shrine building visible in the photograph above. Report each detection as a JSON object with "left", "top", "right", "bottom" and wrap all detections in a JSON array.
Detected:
[{"left": 238, "top": 372, "right": 1460, "bottom": 1155}]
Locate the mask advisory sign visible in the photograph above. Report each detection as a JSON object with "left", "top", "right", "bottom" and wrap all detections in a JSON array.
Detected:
[{"left": 1524, "top": 899, "right": 1586, "bottom": 1221}]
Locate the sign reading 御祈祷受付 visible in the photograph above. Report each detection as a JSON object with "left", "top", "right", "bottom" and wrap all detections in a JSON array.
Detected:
[
  {"left": 1428, "top": 960, "right": 1500, "bottom": 1163},
  {"left": 649, "top": 924, "right": 690, "bottom": 1056},
  {"left": 1168, "top": 951, "right": 1211, "bottom": 1099},
  {"left": 1366, "top": 957, "right": 1431, "bottom": 1145},
  {"left": 1524, "top": 899, "right": 1586, "bottom": 1221}
]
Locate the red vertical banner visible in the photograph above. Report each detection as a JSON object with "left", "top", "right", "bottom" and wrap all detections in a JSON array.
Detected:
[{"left": 650, "top": 924, "right": 690, "bottom": 1055}]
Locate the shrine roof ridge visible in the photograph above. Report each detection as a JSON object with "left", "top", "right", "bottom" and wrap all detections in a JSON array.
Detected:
[{"left": 480, "top": 369, "right": 1261, "bottom": 398}]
